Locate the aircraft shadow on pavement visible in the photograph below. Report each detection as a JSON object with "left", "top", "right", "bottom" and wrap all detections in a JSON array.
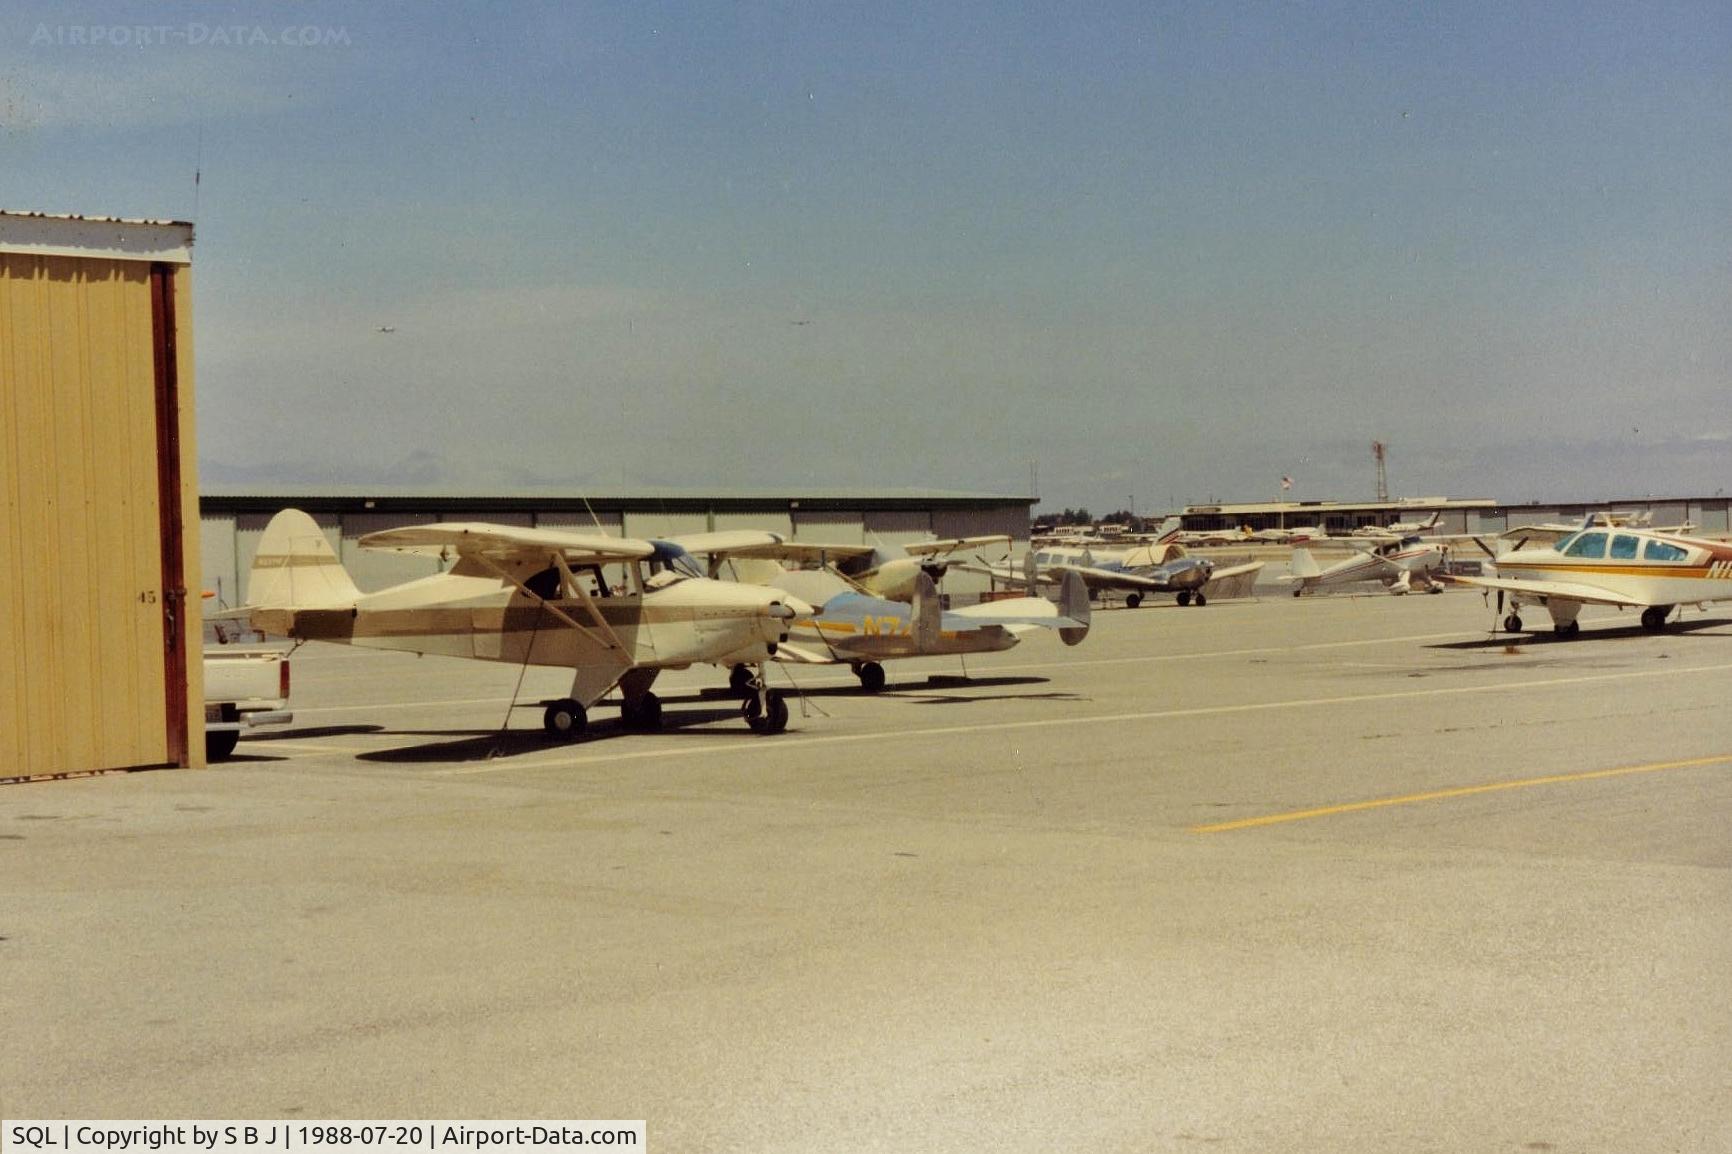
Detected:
[
  {"left": 690, "top": 674, "right": 1052, "bottom": 701},
  {"left": 354, "top": 705, "right": 765, "bottom": 763},
  {"left": 1426, "top": 617, "right": 1728, "bottom": 651},
  {"left": 900, "top": 690, "right": 1084, "bottom": 705},
  {"left": 261, "top": 724, "right": 386, "bottom": 740}
]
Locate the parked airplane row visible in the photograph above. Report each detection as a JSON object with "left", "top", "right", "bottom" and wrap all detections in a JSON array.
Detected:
[
  {"left": 233, "top": 507, "right": 1732, "bottom": 742},
  {"left": 239, "top": 510, "right": 1089, "bottom": 737}
]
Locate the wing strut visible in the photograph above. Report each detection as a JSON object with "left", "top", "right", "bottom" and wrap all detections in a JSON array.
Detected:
[{"left": 467, "top": 552, "right": 628, "bottom": 655}]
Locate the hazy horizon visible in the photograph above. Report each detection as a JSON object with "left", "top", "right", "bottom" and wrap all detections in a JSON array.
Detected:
[{"left": 5, "top": 2, "right": 1727, "bottom": 513}]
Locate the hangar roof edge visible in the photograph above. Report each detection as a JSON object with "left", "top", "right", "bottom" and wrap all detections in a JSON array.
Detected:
[{"left": 0, "top": 209, "right": 194, "bottom": 264}]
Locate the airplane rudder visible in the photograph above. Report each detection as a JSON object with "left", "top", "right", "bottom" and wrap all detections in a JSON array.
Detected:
[{"left": 247, "top": 507, "right": 361, "bottom": 608}]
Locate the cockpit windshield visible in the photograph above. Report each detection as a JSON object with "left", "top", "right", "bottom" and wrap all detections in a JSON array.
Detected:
[
  {"left": 1551, "top": 532, "right": 1578, "bottom": 553},
  {"left": 645, "top": 542, "right": 706, "bottom": 583},
  {"left": 1562, "top": 531, "right": 1608, "bottom": 559}
]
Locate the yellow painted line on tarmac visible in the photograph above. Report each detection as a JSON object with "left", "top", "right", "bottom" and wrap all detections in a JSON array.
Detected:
[{"left": 1190, "top": 753, "right": 1732, "bottom": 834}]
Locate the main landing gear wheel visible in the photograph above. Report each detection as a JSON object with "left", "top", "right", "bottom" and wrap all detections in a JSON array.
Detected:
[
  {"left": 728, "top": 664, "right": 754, "bottom": 694},
  {"left": 742, "top": 690, "right": 790, "bottom": 733},
  {"left": 620, "top": 691, "right": 662, "bottom": 729},
  {"left": 854, "top": 661, "right": 887, "bottom": 692},
  {"left": 1503, "top": 614, "right": 1523, "bottom": 633},
  {"left": 1193, "top": 592, "right": 1207, "bottom": 606},
  {"left": 1292, "top": 588, "right": 1303, "bottom": 598},
  {"left": 1641, "top": 606, "right": 1672, "bottom": 631},
  {"left": 1127, "top": 592, "right": 1145, "bottom": 609},
  {"left": 1170, "top": 591, "right": 1184, "bottom": 607},
  {"left": 543, "top": 698, "right": 587, "bottom": 739},
  {"left": 205, "top": 730, "right": 240, "bottom": 761},
  {"left": 1554, "top": 620, "right": 1581, "bottom": 638}
]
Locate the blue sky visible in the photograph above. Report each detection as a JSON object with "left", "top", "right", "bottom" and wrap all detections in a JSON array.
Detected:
[{"left": 4, "top": 2, "right": 1729, "bottom": 512}]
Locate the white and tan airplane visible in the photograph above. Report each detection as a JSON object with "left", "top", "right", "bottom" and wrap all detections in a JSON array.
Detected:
[
  {"left": 1283, "top": 534, "right": 1450, "bottom": 596},
  {"left": 711, "top": 534, "right": 1010, "bottom": 603},
  {"left": 1448, "top": 522, "right": 1732, "bottom": 635},
  {"left": 242, "top": 509, "right": 814, "bottom": 735},
  {"left": 962, "top": 518, "right": 1235, "bottom": 608}
]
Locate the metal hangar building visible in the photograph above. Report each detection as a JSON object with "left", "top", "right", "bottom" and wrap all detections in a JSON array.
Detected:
[{"left": 198, "top": 487, "right": 1037, "bottom": 605}]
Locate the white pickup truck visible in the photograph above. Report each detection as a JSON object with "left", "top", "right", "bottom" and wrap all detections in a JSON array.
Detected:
[{"left": 204, "top": 646, "right": 293, "bottom": 760}]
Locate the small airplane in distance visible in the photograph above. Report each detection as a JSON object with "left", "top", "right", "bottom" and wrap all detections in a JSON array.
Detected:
[
  {"left": 965, "top": 517, "right": 1227, "bottom": 608},
  {"left": 1283, "top": 535, "right": 1449, "bottom": 596},
  {"left": 1447, "top": 520, "right": 1732, "bottom": 636},
  {"left": 242, "top": 509, "right": 814, "bottom": 736},
  {"left": 376, "top": 325, "right": 396, "bottom": 334},
  {"left": 1498, "top": 509, "right": 1696, "bottom": 543},
  {"left": 750, "top": 568, "right": 1091, "bottom": 691},
  {"left": 1353, "top": 511, "right": 1442, "bottom": 537}
]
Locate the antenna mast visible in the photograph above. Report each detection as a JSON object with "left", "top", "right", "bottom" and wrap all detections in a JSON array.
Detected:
[{"left": 1372, "top": 440, "right": 1388, "bottom": 502}]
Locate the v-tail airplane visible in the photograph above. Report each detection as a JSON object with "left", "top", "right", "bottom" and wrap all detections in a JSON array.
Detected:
[{"left": 1448, "top": 521, "right": 1732, "bottom": 635}]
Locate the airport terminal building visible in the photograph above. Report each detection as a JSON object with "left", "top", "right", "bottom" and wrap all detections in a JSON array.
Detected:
[{"left": 199, "top": 487, "right": 1037, "bottom": 604}]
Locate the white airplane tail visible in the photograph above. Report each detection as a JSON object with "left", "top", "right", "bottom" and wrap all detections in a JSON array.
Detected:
[
  {"left": 1151, "top": 516, "right": 1183, "bottom": 543},
  {"left": 247, "top": 508, "right": 361, "bottom": 608},
  {"left": 1057, "top": 570, "right": 1090, "bottom": 646},
  {"left": 1288, "top": 546, "right": 1323, "bottom": 580},
  {"left": 911, "top": 572, "right": 942, "bottom": 651}
]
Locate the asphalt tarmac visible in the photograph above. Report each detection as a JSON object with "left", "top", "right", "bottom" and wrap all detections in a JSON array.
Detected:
[{"left": 4, "top": 590, "right": 1729, "bottom": 1152}]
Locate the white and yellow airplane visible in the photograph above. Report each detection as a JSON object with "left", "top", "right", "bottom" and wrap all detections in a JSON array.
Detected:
[
  {"left": 1448, "top": 522, "right": 1732, "bottom": 636},
  {"left": 242, "top": 509, "right": 813, "bottom": 735},
  {"left": 661, "top": 537, "right": 1091, "bottom": 691},
  {"left": 760, "top": 568, "right": 1090, "bottom": 691}
]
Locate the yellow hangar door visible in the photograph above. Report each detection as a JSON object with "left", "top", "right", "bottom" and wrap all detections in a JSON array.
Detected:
[{"left": 1, "top": 235, "right": 195, "bottom": 779}]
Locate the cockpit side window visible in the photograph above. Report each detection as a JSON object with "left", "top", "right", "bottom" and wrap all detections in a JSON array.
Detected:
[
  {"left": 1609, "top": 535, "right": 1639, "bottom": 560},
  {"left": 1552, "top": 532, "right": 1579, "bottom": 553},
  {"left": 1643, "top": 540, "right": 1689, "bottom": 562},
  {"left": 523, "top": 566, "right": 562, "bottom": 601},
  {"left": 1562, "top": 532, "right": 1607, "bottom": 559}
]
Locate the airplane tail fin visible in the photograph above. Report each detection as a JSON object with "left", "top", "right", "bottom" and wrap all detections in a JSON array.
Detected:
[
  {"left": 1289, "top": 546, "right": 1323, "bottom": 580},
  {"left": 1057, "top": 571, "right": 1090, "bottom": 646},
  {"left": 911, "top": 572, "right": 942, "bottom": 651},
  {"left": 247, "top": 508, "right": 361, "bottom": 609},
  {"left": 1151, "top": 515, "right": 1183, "bottom": 543}
]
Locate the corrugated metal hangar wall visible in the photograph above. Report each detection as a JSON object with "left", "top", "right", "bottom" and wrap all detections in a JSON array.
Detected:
[{"left": 2, "top": 212, "right": 203, "bottom": 782}]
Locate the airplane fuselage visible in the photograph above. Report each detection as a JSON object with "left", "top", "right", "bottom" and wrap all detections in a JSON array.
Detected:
[
  {"left": 254, "top": 570, "right": 798, "bottom": 671},
  {"left": 1491, "top": 530, "right": 1732, "bottom": 608}
]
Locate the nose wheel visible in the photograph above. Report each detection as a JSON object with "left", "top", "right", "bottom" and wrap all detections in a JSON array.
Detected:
[
  {"left": 1502, "top": 613, "right": 1523, "bottom": 632},
  {"left": 742, "top": 689, "right": 790, "bottom": 733}
]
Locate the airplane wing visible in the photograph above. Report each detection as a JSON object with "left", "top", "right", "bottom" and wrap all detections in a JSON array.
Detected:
[
  {"left": 359, "top": 522, "right": 656, "bottom": 564},
  {"left": 947, "top": 572, "right": 1090, "bottom": 643},
  {"left": 679, "top": 537, "right": 875, "bottom": 564},
  {"left": 903, "top": 534, "right": 1011, "bottom": 557},
  {"left": 948, "top": 595, "right": 1062, "bottom": 635},
  {"left": 1446, "top": 573, "right": 1651, "bottom": 609},
  {"left": 1042, "top": 562, "right": 1175, "bottom": 592},
  {"left": 770, "top": 641, "right": 838, "bottom": 665}
]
